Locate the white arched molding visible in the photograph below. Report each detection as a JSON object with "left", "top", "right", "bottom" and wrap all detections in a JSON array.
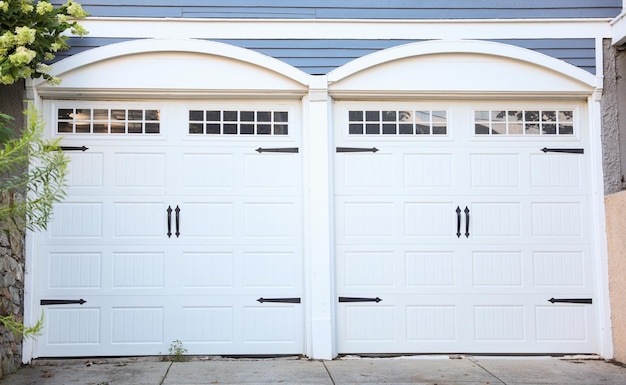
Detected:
[
  {"left": 327, "top": 39, "right": 598, "bottom": 99},
  {"left": 33, "top": 38, "right": 311, "bottom": 98}
]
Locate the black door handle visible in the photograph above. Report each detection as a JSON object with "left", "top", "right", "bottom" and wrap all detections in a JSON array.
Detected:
[
  {"left": 456, "top": 206, "right": 461, "bottom": 238},
  {"left": 166, "top": 206, "right": 172, "bottom": 238},
  {"left": 175, "top": 205, "right": 180, "bottom": 238},
  {"left": 464, "top": 206, "right": 470, "bottom": 238}
]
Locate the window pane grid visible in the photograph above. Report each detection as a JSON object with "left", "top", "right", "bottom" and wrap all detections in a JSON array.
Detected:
[
  {"left": 56, "top": 108, "right": 161, "bottom": 134},
  {"left": 348, "top": 110, "right": 447, "bottom": 136},
  {"left": 188, "top": 110, "right": 289, "bottom": 135},
  {"left": 474, "top": 109, "right": 574, "bottom": 136}
]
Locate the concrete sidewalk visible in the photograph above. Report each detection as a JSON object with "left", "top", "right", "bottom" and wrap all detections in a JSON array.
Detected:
[{"left": 2, "top": 355, "right": 626, "bottom": 385}]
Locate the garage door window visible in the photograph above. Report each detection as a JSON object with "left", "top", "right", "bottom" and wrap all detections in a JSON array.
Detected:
[
  {"left": 474, "top": 110, "right": 574, "bottom": 136},
  {"left": 188, "top": 110, "right": 289, "bottom": 135},
  {"left": 348, "top": 110, "right": 447, "bottom": 135},
  {"left": 57, "top": 108, "right": 161, "bottom": 134}
]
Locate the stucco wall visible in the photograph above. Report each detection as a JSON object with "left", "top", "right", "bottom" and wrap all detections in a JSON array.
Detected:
[
  {"left": 603, "top": 39, "right": 626, "bottom": 364},
  {"left": 606, "top": 191, "right": 626, "bottom": 363},
  {"left": 0, "top": 80, "right": 26, "bottom": 379},
  {"left": 602, "top": 39, "right": 624, "bottom": 194}
]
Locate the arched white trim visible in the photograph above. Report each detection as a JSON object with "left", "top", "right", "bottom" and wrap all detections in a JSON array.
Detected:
[
  {"left": 34, "top": 38, "right": 311, "bottom": 88},
  {"left": 327, "top": 39, "right": 598, "bottom": 89}
]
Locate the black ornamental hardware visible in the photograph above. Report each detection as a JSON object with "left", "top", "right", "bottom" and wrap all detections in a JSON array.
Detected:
[
  {"left": 166, "top": 206, "right": 173, "bottom": 238},
  {"left": 338, "top": 297, "right": 382, "bottom": 303},
  {"left": 47, "top": 145, "right": 89, "bottom": 151},
  {"left": 548, "top": 298, "right": 592, "bottom": 304},
  {"left": 464, "top": 206, "right": 470, "bottom": 238},
  {"left": 175, "top": 205, "right": 181, "bottom": 238},
  {"left": 255, "top": 147, "right": 299, "bottom": 153},
  {"left": 60, "top": 146, "right": 89, "bottom": 151},
  {"left": 336, "top": 147, "right": 379, "bottom": 153},
  {"left": 41, "top": 299, "right": 86, "bottom": 305},
  {"left": 257, "top": 297, "right": 301, "bottom": 304},
  {"left": 541, "top": 148, "right": 584, "bottom": 154},
  {"left": 456, "top": 206, "right": 462, "bottom": 238}
]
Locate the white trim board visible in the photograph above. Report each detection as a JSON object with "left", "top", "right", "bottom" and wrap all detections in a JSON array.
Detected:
[{"left": 76, "top": 18, "right": 613, "bottom": 40}]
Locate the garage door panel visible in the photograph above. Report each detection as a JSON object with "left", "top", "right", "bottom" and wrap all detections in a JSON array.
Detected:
[
  {"left": 342, "top": 250, "right": 396, "bottom": 288},
  {"left": 37, "top": 101, "right": 304, "bottom": 357},
  {"left": 180, "top": 202, "right": 234, "bottom": 238},
  {"left": 243, "top": 202, "right": 298, "bottom": 239},
  {"left": 470, "top": 153, "right": 521, "bottom": 188},
  {"left": 335, "top": 101, "right": 595, "bottom": 354},
  {"left": 404, "top": 152, "right": 454, "bottom": 189},
  {"left": 336, "top": 245, "right": 464, "bottom": 294},
  {"left": 342, "top": 305, "right": 397, "bottom": 343},
  {"left": 243, "top": 153, "right": 300, "bottom": 191},
  {"left": 535, "top": 305, "right": 591, "bottom": 342},
  {"left": 530, "top": 153, "right": 583, "bottom": 190},
  {"left": 405, "top": 251, "right": 456, "bottom": 287},
  {"left": 183, "top": 153, "right": 235, "bottom": 189},
  {"left": 112, "top": 252, "right": 164, "bottom": 289},
  {"left": 406, "top": 305, "right": 457, "bottom": 342},
  {"left": 66, "top": 151, "right": 104, "bottom": 189},
  {"left": 49, "top": 201, "right": 104, "bottom": 239},
  {"left": 181, "top": 306, "right": 234, "bottom": 343},
  {"left": 337, "top": 200, "right": 396, "bottom": 240},
  {"left": 114, "top": 152, "right": 166, "bottom": 188},
  {"left": 470, "top": 202, "right": 521, "bottom": 238},
  {"left": 405, "top": 202, "right": 457, "bottom": 238},
  {"left": 114, "top": 202, "right": 166, "bottom": 238},
  {"left": 531, "top": 201, "right": 584, "bottom": 238},
  {"left": 336, "top": 153, "right": 395, "bottom": 191},
  {"left": 180, "top": 252, "right": 234, "bottom": 289},
  {"left": 46, "top": 306, "right": 102, "bottom": 346}
]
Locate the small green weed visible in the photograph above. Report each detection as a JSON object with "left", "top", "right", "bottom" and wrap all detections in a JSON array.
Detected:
[{"left": 167, "top": 339, "right": 188, "bottom": 362}]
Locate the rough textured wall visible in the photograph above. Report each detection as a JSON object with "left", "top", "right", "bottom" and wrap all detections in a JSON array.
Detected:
[
  {"left": 0, "top": 80, "right": 26, "bottom": 379},
  {"left": 603, "top": 39, "right": 626, "bottom": 364},
  {"left": 602, "top": 39, "right": 624, "bottom": 195}
]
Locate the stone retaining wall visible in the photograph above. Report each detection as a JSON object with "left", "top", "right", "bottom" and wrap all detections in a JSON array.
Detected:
[
  {"left": 0, "top": 207, "right": 24, "bottom": 378},
  {"left": 0, "top": 81, "right": 26, "bottom": 379}
]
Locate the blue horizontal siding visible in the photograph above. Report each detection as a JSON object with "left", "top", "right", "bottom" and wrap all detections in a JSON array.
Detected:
[
  {"left": 54, "top": 38, "right": 596, "bottom": 75},
  {"left": 50, "top": 1, "right": 621, "bottom": 19}
]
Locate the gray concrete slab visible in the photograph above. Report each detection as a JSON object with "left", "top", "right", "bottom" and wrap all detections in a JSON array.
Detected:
[
  {"left": 163, "top": 359, "right": 333, "bottom": 385},
  {"left": 473, "top": 357, "right": 626, "bottom": 385},
  {"left": 1, "top": 356, "right": 626, "bottom": 385},
  {"left": 325, "top": 357, "right": 500, "bottom": 384},
  {"left": 0, "top": 358, "right": 170, "bottom": 385}
]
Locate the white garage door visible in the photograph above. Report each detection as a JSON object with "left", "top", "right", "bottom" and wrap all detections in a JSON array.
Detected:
[
  {"left": 335, "top": 101, "right": 597, "bottom": 354},
  {"left": 36, "top": 101, "right": 304, "bottom": 357}
]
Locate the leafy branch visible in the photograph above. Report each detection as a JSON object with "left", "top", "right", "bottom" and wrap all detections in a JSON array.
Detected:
[{"left": 0, "top": 104, "right": 69, "bottom": 233}]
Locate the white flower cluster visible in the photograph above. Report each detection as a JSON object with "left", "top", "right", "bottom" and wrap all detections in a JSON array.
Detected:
[{"left": 0, "top": 0, "right": 88, "bottom": 85}]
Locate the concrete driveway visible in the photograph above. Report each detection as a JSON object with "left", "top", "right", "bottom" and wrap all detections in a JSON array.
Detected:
[{"left": 1, "top": 355, "right": 626, "bottom": 385}]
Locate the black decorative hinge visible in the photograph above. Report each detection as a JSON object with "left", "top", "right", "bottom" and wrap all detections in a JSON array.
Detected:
[
  {"left": 40, "top": 299, "right": 86, "bottom": 305},
  {"left": 255, "top": 147, "right": 299, "bottom": 153},
  {"left": 338, "top": 297, "right": 382, "bottom": 303},
  {"left": 60, "top": 146, "right": 89, "bottom": 151},
  {"left": 336, "top": 147, "right": 379, "bottom": 153},
  {"left": 541, "top": 148, "right": 584, "bottom": 154},
  {"left": 548, "top": 298, "right": 592, "bottom": 304},
  {"left": 257, "top": 297, "right": 301, "bottom": 303}
]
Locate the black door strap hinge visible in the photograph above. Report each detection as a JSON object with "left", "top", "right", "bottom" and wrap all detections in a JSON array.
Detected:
[
  {"left": 541, "top": 148, "right": 584, "bottom": 154},
  {"left": 338, "top": 297, "right": 382, "bottom": 303},
  {"left": 255, "top": 147, "right": 299, "bottom": 153},
  {"left": 40, "top": 299, "right": 87, "bottom": 305},
  {"left": 336, "top": 147, "right": 379, "bottom": 153},
  {"left": 257, "top": 297, "right": 301, "bottom": 303},
  {"left": 548, "top": 298, "right": 592, "bottom": 304}
]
